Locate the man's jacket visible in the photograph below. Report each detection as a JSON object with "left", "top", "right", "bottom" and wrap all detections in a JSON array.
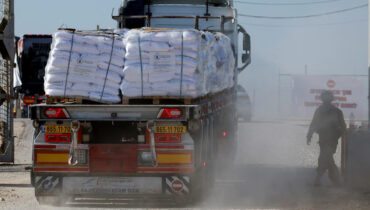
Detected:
[{"left": 307, "top": 103, "right": 346, "bottom": 143}]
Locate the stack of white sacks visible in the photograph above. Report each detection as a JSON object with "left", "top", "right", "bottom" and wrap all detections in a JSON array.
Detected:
[
  {"left": 44, "top": 28, "right": 235, "bottom": 103},
  {"left": 44, "top": 30, "right": 125, "bottom": 103},
  {"left": 121, "top": 29, "right": 235, "bottom": 97}
]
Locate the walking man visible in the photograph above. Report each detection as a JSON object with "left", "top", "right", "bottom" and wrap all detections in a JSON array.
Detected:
[{"left": 307, "top": 90, "right": 346, "bottom": 186}]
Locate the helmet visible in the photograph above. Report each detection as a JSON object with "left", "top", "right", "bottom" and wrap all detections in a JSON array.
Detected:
[{"left": 320, "top": 90, "right": 334, "bottom": 103}]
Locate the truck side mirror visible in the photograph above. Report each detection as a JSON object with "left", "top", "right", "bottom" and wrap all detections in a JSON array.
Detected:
[{"left": 237, "top": 24, "right": 251, "bottom": 72}]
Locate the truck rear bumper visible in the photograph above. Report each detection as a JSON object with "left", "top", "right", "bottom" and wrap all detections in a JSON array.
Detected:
[{"left": 34, "top": 175, "right": 191, "bottom": 197}]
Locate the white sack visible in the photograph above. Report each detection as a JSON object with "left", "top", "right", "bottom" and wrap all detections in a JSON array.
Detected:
[
  {"left": 125, "top": 48, "right": 198, "bottom": 60},
  {"left": 122, "top": 28, "right": 235, "bottom": 98},
  {"left": 45, "top": 30, "right": 126, "bottom": 103}
]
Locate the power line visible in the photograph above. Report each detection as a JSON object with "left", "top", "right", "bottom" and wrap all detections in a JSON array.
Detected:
[
  {"left": 239, "top": 18, "right": 367, "bottom": 28},
  {"left": 234, "top": 0, "right": 344, "bottom": 6},
  {"left": 239, "top": 3, "right": 367, "bottom": 19}
]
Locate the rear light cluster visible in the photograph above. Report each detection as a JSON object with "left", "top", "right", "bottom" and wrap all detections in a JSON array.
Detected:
[
  {"left": 44, "top": 108, "right": 69, "bottom": 119},
  {"left": 157, "top": 108, "right": 182, "bottom": 119},
  {"left": 138, "top": 151, "right": 153, "bottom": 166},
  {"left": 155, "top": 133, "right": 181, "bottom": 143},
  {"left": 45, "top": 134, "right": 71, "bottom": 143},
  {"left": 37, "top": 95, "right": 46, "bottom": 103},
  {"left": 76, "top": 149, "right": 88, "bottom": 165},
  {"left": 23, "top": 96, "right": 35, "bottom": 104}
]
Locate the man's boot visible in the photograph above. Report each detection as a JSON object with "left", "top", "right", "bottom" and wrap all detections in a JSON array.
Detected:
[
  {"left": 329, "top": 166, "right": 341, "bottom": 187},
  {"left": 314, "top": 173, "right": 322, "bottom": 187}
]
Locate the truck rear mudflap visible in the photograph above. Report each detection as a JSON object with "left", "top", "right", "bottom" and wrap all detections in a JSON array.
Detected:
[{"left": 35, "top": 175, "right": 191, "bottom": 198}]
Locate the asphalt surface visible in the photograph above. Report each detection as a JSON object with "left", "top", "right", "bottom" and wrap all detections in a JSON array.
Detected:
[{"left": 0, "top": 119, "right": 369, "bottom": 209}]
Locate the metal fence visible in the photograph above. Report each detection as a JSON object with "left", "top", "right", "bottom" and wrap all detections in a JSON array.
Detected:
[{"left": 0, "top": 0, "right": 14, "bottom": 163}]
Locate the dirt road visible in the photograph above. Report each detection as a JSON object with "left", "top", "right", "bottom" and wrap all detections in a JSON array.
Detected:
[{"left": 0, "top": 119, "right": 369, "bottom": 209}]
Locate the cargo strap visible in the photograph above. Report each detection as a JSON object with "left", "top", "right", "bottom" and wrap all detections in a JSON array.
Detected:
[
  {"left": 63, "top": 31, "right": 75, "bottom": 97},
  {"left": 138, "top": 35, "right": 144, "bottom": 97},
  {"left": 179, "top": 32, "right": 184, "bottom": 97},
  {"left": 99, "top": 34, "right": 115, "bottom": 102}
]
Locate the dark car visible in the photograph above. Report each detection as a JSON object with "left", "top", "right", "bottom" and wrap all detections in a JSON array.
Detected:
[{"left": 237, "top": 85, "right": 252, "bottom": 121}]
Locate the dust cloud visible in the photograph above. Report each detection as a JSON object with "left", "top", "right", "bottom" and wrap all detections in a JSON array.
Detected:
[{"left": 200, "top": 117, "right": 368, "bottom": 209}]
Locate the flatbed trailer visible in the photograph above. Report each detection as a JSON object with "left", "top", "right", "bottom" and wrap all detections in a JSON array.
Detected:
[{"left": 30, "top": 90, "right": 237, "bottom": 205}]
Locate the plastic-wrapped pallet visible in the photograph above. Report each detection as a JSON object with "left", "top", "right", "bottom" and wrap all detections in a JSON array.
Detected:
[
  {"left": 120, "top": 28, "right": 235, "bottom": 98},
  {"left": 44, "top": 30, "right": 126, "bottom": 103},
  {"left": 203, "top": 32, "right": 235, "bottom": 94}
]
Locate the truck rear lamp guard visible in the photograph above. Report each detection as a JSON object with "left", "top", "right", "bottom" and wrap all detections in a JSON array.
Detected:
[
  {"left": 68, "top": 121, "right": 80, "bottom": 166},
  {"left": 157, "top": 108, "right": 182, "bottom": 119},
  {"left": 44, "top": 107, "right": 70, "bottom": 119},
  {"left": 147, "top": 121, "right": 158, "bottom": 167}
]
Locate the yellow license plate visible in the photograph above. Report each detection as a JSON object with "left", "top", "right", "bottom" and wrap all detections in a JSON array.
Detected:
[
  {"left": 155, "top": 126, "right": 186, "bottom": 134},
  {"left": 45, "top": 125, "right": 72, "bottom": 134}
]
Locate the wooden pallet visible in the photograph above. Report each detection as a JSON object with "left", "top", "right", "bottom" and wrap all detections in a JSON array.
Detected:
[
  {"left": 45, "top": 96, "right": 83, "bottom": 104},
  {"left": 122, "top": 96, "right": 195, "bottom": 105}
]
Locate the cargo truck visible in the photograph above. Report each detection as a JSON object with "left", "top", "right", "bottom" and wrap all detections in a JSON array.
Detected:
[{"left": 29, "top": 0, "right": 251, "bottom": 206}]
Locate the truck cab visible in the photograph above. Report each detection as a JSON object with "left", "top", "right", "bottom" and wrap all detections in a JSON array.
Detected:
[
  {"left": 115, "top": 0, "right": 250, "bottom": 69},
  {"left": 16, "top": 34, "right": 52, "bottom": 117}
]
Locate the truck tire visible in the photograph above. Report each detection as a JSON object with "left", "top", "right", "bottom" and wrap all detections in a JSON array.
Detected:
[
  {"left": 30, "top": 171, "right": 34, "bottom": 187},
  {"left": 190, "top": 165, "right": 215, "bottom": 205},
  {"left": 36, "top": 196, "right": 64, "bottom": 206}
]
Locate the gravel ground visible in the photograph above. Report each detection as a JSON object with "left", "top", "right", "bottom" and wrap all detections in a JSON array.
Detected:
[
  {"left": 0, "top": 119, "right": 369, "bottom": 209},
  {"left": 204, "top": 120, "right": 370, "bottom": 209}
]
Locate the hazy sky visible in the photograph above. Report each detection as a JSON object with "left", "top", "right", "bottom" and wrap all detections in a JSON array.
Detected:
[
  {"left": 235, "top": 0, "right": 368, "bottom": 118},
  {"left": 15, "top": 0, "right": 368, "bottom": 118},
  {"left": 15, "top": 0, "right": 367, "bottom": 75}
]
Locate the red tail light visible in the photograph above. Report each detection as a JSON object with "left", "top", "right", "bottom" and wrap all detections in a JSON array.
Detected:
[
  {"left": 44, "top": 108, "right": 69, "bottom": 119},
  {"left": 155, "top": 133, "right": 181, "bottom": 143},
  {"left": 44, "top": 127, "right": 82, "bottom": 143},
  {"left": 45, "top": 134, "right": 71, "bottom": 143},
  {"left": 157, "top": 108, "right": 182, "bottom": 119}
]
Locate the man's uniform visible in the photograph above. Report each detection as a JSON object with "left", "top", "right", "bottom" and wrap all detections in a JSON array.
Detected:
[{"left": 307, "top": 102, "right": 346, "bottom": 185}]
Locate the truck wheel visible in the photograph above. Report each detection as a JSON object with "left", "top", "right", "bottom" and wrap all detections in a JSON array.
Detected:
[
  {"left": 190, "top": 166, "right": 215, "bottom": 205},
  {"left": 30, "top": 171, "right": 34, "bottom": 187},
  {"left": 36, "top": 196, "right": 64, "bottom": 206}
]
